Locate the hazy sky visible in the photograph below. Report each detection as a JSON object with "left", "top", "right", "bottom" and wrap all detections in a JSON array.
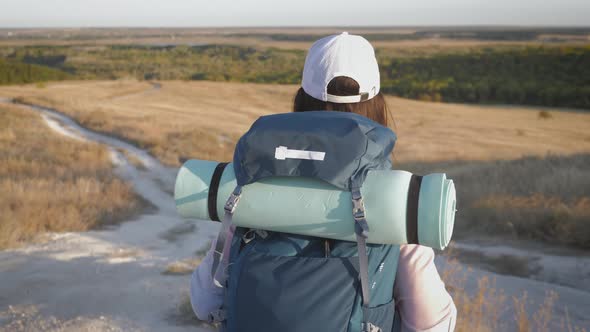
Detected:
[{"left": 0, "top": 0, "right": 588, "bottom": 27}]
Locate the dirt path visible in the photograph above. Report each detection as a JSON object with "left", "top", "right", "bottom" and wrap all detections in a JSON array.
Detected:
[
  {"left": 0, "top": 100, "right": 218, "bottom": 331},
  {"left": 0, "top": 100, "right": 588, "bottom": 331},
  {"left": 448, "top": 241, "right": 590, "bottom": 290}
]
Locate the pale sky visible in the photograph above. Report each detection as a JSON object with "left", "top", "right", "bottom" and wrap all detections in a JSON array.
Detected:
[{"left": 0, "top": 0, "right": 588, "bottom": 27}]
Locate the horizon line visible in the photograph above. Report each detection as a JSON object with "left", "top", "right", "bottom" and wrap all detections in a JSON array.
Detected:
[{"left": 1, "top": 24, "right": 590, "bottom": 30}]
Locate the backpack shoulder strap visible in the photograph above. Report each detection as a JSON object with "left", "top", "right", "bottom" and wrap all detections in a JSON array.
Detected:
[
  {"left": 352, "top": 187, "right": 381, "bottom": 332},
  {"left": 211, "top": 185, "right": 242, "bottom": 287}
]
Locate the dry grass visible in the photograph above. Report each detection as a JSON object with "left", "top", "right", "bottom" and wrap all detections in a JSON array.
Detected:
[
  {"left": 1, "top": 80, "right": 589, "bottom": 167},
  {"left": 453, "top": 276, "right": 506, "bottom": 331},
  {"left": 162, "top": 257, "right": 202, "bottom": 276},
  {"left": 400, "top": 154, "right": 590, "bottom": 248},
  {"left": 442, "top": 258, "right": 587, "bottom": 332},
  {"left": 169, "top": 292, "right": 216, "bottom": 328},
  {"left": 474, "top": 194, "right": 590, "bottom": 213},
  {"left": 538, "top": 110, "right": 553, "bottom": 119},
  {"left": 2, "top": 80, "right": 261, "bottom": 165},
  {"left": 0, "top": 103, "right": 146, "bottom": 249},
  {"left": 0, "top": 304, "right": 139, "bottom": 332}
]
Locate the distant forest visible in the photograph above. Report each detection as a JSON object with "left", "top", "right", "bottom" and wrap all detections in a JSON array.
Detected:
[
  {"left": 0, "top": 58, "right": 69, "bottom": 85},
  {"left": 380, "top": 47, "right": 590, "bottom": 109},
  {"left": 1, "top": 44, "right": 589, "bottom": 109},
  {"left": 2, "top": 27, "right": 589, "bottom": 42},
  {"left": 229, "top": 28, "right": 590, "bottom": 42}
]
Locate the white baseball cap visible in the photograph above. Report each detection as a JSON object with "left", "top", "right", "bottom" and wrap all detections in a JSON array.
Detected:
[{"left": 301, "top": 32, "right": 380, "bottom": 104}]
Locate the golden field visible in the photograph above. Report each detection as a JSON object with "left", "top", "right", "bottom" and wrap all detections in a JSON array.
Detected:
[
  {"left": 0, "top": 102, "right": 146, "bottom": 249},
  {"left": 1, "top": 80, "right": 589, "bottom": 247},
  {"left": 1, "top": 80, "right": 589, "bottom": 166}
]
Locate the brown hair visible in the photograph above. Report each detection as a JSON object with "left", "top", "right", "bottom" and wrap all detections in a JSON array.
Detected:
[{"left": 293, "top": 76, "right": 394, "bottom": 128}]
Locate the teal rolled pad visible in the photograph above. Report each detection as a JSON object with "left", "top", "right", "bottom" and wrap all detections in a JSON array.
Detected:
[
  {"left": 174, "top": 159, "right": 218, "bottom": 221},
  {"left": 175, "top": 159, "right": 456, "bottom": 249},
  {"left": 417, "top": 174, "right": 456, "bottom": 250}
]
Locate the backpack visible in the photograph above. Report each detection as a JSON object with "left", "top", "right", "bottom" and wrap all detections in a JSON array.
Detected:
[{"left": 211, "top": 111, "right": 401, "bottom": 332}]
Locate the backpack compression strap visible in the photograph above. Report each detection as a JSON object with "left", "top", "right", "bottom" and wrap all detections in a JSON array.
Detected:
[
  {"left": 352, "top": 188, "right": 382, "bottom": 332},
  {"left": 211, "top": 186, "right": 243, "bottom": 287},
  {"left": 406, "top": 174, "right": 422, "bottom": 245},
  {"left": 208, "top": 162, "right": 229, "bottom": 222}
]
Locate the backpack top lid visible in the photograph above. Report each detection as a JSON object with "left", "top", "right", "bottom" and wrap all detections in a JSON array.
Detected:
[{"left": 233, "top": 111, "right": 396, "bottom": 191}]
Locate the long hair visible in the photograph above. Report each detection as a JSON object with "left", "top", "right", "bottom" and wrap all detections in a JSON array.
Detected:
[{"left": 293, "top": 76, "right": 394, "bottom": 129}]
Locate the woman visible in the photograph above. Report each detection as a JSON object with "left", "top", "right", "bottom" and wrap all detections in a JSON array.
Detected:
[{"left": 191, "top": 32, "right": 457, "bottom": 332}]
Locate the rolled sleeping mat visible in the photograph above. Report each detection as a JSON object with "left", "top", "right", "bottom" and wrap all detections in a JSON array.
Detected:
[{"left": 175, "top": 159, "right": 456, "bottom": 250}]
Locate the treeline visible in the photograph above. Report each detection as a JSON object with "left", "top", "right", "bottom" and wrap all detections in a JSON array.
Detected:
[
  {"left": 0, "top": 59, "right": 70, "bottom": 85},
  {"left": 2, "top": 44, "right": 589, "bottom": 109},
  {"left": 380, "top": 46, "right": 590, "bottom": 109},
  {"left": 3, "top": 27, "right": 588, "bottom": 43},
  {"left": 230, "top": 28, "right": 590, "bottom": 42},
  {"left": 5, "top": 44, "right": 305, "bottom": 83}
]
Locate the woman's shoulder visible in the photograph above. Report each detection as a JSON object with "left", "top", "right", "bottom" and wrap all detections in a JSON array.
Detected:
[{"left": 398, "top": 244, "right": 435, "bottom": 268}]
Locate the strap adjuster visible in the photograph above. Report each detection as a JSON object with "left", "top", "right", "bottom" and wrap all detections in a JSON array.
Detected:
[
  {"left": 255, "top": 229, "right": 268, "bottom": 239},
  {"left": 208, "top": 309, "right": 227, "bottom": 323},
  {"left": 352, "top": 195, "right": 369, "bottom": 238},
  {"left": 242, "top": 229, "right": 256, "bottom": 244},
  {"left": 352, "top": 196, "right": 366, "bottom": 221},
  {"left": 224, "top": 187, "right": 242, "bottom": 214},
  {"left": 362, "top": 322, "right": 382, "bottom": 332}
]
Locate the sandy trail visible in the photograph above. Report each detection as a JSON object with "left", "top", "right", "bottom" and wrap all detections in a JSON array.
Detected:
[
  {"left": 449, "top": 241, "right": 590, "bottom": 291},
  {"left": 0, "top": 99, "right": 588, "bottom": 331},
  {"left": 0, "top": 99, "right": 219, "bottom": 331}
]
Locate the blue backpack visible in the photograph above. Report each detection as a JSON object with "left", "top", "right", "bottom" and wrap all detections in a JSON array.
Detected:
[{"left": 211, "top": 111, "right": 401, "bottom": 332}]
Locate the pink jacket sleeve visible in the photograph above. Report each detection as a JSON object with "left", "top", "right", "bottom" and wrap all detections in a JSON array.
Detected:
[
  {"left": 189, "top": 240, "right": 224, "bottom": 322},
  {"left": 395, "top": 244, "right": 457, "bottom": 332}
]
